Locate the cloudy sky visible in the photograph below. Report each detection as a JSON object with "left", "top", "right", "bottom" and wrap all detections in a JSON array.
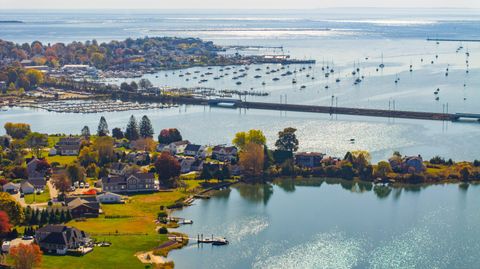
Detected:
[{"left": 0, "top": 0, "right": 479, "bottom": 9}]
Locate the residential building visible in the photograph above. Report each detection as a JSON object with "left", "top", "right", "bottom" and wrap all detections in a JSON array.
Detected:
[
  {"left": 35, "top": 225, "right": 89, "bottom": 255},
  {"left": 55, "top": 137, "right": 82, "bottom": 156},
  {"left": 20, "top": 181, "right": 35, "bottom": 194},
  {"left": 108, "top": 162, "right": 129, "bottom": 175},
  {"left": 2, "top": 182, "right": 20, "bottom": 193},
  {"left": 101, "top": 172, "right": 156, "bottom": 193},
  {"left": 294, "top": 152, "right": 325, "bottom": 168},
  {"left": 65, "top": 196, "right": 100, "bottom": 218},
  {"left": 157, "top": 140, "right": 190, "bottom": 155},
  {"left": 96, "top": 192, "right": 123, "bottom": 204},
  {"left": 212, "top": 145, "right": 238, "bottom": 162},
  {"left": 184, "top": 144, "right": 205, "bottom": 157}
]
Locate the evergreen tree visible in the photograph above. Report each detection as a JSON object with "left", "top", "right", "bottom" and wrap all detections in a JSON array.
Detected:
[
  {"left": 200, "top": 167, "right": 212, "bottom": 181},
  {"left": 97, "top": 116, "right": 109, "bottom": 136},
  {"left": 81, "top": 126, "right": 91, "bottom": 138},
  {"left": 40, "top": 209, "right": 48, "bottom": 225},
  {"left": 60, "top": 210, "right": 66, "bottom": 223},
  {"left": 48, "top": 210, "right": 55, "bottom": 224},
  {"left": 112, "top": 127, "right": 124, "bottom": 139},
  {"left": 139, "top": 115, "right": 154, "bottom": 138},
  {"left": 66, "top": 210, "right": 72, "bottom": 222},
  {"left": 125, "top": 115, "right": 140, "bottom": 141}
]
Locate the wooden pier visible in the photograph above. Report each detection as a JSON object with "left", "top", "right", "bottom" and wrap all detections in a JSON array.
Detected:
[{"left": 427, "top": 38, "right": 480, "bottom": 43}]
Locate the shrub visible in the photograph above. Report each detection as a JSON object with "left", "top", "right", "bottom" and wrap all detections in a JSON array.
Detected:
[
  {"left": 158, "top": 227, "right": 168, "bottom": 234},
  {"left": 430, "top": 155, "right": 446, "bottom": 164}
]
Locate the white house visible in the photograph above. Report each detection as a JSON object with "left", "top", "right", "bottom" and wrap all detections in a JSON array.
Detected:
[
  {"left": 20, "top": 181, "right": 35, "bottom": 194},
  {"left": 96, "top": 192, "right": 123, "bottom": 204},
  {"left": 212, "top": 146, "right": 238, "bottom": 162},
  {"left": 180, "top": 158, "right": 196, "bottom": 173},
  {"left": 184, "top": 144, "right": 205, "bottom": 157},
  {"left": 2, "top": 182, "right": 20, "bottom": 193}
]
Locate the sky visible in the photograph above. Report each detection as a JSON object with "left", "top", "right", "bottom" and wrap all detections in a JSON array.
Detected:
[{"left": 0, "top": 0, "right": 479, "bottom": 9}]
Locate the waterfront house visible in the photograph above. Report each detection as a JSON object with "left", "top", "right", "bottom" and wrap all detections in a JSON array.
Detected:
[
  {"left": 65, "top": 196, "right": 100, "bottom": 218},
  {"left": 212, "top": 145, "right": 238, "bottom": 162},
  {"left": 96, "top": 192, "right": 123, "bottom": 204},
  {"left": 2, "top": 182, "right": 20, "bottom": 193},
  {"left": 184, "top": 144, "right": 205, "bottom": 157},
  {"left": 295, "top": 152, "right": 325, "bottom": 168},
  {"left": 35, "top": 225, "right": 89, "bottom": 255},
  {"left": 180, "top": 157, "right": 196, "bottom": 173},
  {"left": 101, "top": 172, "right": 156, "bottom": 193},
  {"left": 160, "top": 140, "right": 190, "bottom": 155},
  {"left": 55, "top": 137, "right": 82, "bottom": 156}
]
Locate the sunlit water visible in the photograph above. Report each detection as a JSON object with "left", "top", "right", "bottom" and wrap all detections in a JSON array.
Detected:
[{"left": 170, "top": 181, "right": 480, "bottom": 269}]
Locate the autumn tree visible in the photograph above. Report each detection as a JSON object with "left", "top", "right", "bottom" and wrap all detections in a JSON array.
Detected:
[
  {"left": 125, "top": 115, "right": 140, "bottom": 141},
  {"left": 232, "top": 129, "right": 266, "bottom": 150},
  {"left": 154, "top": 152, "right": 180, "bottom": 188},
  {"left": 24, "top": 132, "right": 48, "bottom": 157},
  {"left": 0, "top": 210, "right": 12, "bottom": 234},
  {"left": 139, "top": 115, "right": 154, "bottom": 138},
  {"left": 51, "top": 173, "right": 72, "bottom": 194},
  {"left": 239, "top": 142, "right": 265, "bottom": 178},
  {"left": 97, "top": 116, "right": 109, "bottom": 136},
  {"left": 158, "top": 128, "right": 182, "bottom": 144},
  {"left": 66, "top": 163, "right": 85, "bottom": 183},
  {"left": 375, "top": 161, "right": 392, "bottom": 179},
  {"left": 9, "top": 243, "right": 42, "bottom": 269},
  {"left": 132, "top": 137, "right": 156, "bottom": 152},
  {"left": 93, "top": 136, "right": 115, "bottom": 165},
  {"left": 0, "top": 192, "right": 24, "bottom": 225},
  {"left": 78, "top": 146, "right": 98, "bottom": 167},
  {"left": 4, "top": 122, "right": 31, "bottom": 139},
  {"left": 275, "top": 127, "right": 299, "bottom": 152}
]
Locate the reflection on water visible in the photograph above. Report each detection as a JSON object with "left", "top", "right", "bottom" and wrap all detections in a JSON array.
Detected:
[
  {"left": 236, "top": 183, "right": 274, "bottom": 205},
  {"left": 171, "top": 180, "right": 480, "bottom": 268}
]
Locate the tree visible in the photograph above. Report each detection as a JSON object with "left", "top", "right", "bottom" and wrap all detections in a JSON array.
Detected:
[
  {"left": 139, "top": 78, "right": 153, "bottom": 89},
  {"left": 239, "top": 142, "right": 264, "bottom": 177},
  {"left": 24, "top": 132, "right": 48, "bottom": 157},
  {"left": 132, "top": 138, "right": 156, "bottom": 152},
  {"left": 130, "top": 81, "right": 138, "bottom": 91},
  {"left": 78, "top": 146, "right": 98, "bottom": 167},
  {"left": 232, "top": 129, "right": 266, "bottom": 150},
  {"left": 375, "top": 161, "right": 392, "bottom": 179},
  {"left": 158, "top": 128, "right": 182, "bottom": 144},
  {"left": 93, "top": 136, "right": 115, "bottom": 165},
  {"left": 0, "top": 210, "right": 12, "bottom": 234},
  {"left": 125, "top": 115, "right": 140, "bottom": 141},
  {"left": 66, "top": 163, "right": 85, "bottom": 183},
  {"left": 51, "top": 173, "right": 72, "bottom": 194},
  {"left": 139, "top": 115, "right": 154, "bottom": 138},
  {"left": 97, "top": 116, "right": 109, "bottom": 136},
  {"left": 81, "top": 126, "right": 91, "bottom": 139},
  {"left": 4, "top": 122, "right": 31, "bottom": 139},
  {"left": 0, "top": 192, "right": 24, "bottom": 225},
  {"left": 154, "top": 152, "right": 180, "bottom": 188},
  {"left": 9, "top": 243, "right": 42, "bottom": 269},
  {"left": 112, "top": 127, "right": 124, "bottom": 139},
  {"left": 275, "top": 127, "right": 299, "bottom": 152}
]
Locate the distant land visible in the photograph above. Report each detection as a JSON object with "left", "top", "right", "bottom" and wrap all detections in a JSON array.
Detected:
[{"left": 0, "top": 20, "right": 23, "bottom": 23}]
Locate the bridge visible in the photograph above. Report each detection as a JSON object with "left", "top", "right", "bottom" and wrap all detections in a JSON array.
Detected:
[{"left": 453, "top": 113, "right": 480, "bottom": 121}]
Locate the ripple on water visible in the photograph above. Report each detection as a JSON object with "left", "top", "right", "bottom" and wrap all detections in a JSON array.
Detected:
[
  {"left": 253, "top": 231, "right": 365, "bottom": 269},
  {"left": 225, "top": 216, "right": 269, "bottom": 243}
]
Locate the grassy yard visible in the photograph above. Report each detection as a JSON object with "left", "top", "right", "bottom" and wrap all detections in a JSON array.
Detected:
[
  {"left": 46, "top": 155, "right": 77, "bottom": 166},
  {"left": 24, "top": 185, "right": 50, "bottom": 204},
  {"left": 41, "top": 184, "right": 195, "bottom": 269},
  {"left": 42, "top": 234, "right": 166, "bottom": 269}
]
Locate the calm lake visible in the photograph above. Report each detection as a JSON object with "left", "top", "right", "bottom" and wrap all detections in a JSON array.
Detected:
[{"left": 171, "top": 180, "right": 480, "bottom": 269}]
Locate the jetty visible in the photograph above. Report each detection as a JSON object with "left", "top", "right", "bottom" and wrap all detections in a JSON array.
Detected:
[
  {"left": 427, "top": 38, "right": 480, "bottom": 43},
  {"left": 206, "top": 99, "right": 480, "bottom": 122}
]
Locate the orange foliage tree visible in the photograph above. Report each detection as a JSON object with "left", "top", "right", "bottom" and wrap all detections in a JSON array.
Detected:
[
  {"left": 239, "top": 142, "right": 264, "bottom": 177},
  {"left": 9, "top": 243, "right": 42, "bottom": 269}
]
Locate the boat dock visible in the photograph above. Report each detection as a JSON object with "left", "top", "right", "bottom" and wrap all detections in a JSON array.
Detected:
[{"left": 427, "top": 38, "right": 480, "bottom": 42}]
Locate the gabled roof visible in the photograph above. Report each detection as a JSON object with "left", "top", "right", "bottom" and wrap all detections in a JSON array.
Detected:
[
  {"left": 129, "top": 172, "right": 155, "bottom": 180},
  {"left": 185, "top": 144, "right": 202, "bottom": 152},
  {"left": 171, "top": 140, "right": 190, "bottom": 147},
  {"left": 21, "top": 181, "right": 34, "bottom": 189},
  {"left": 40, "top": 231, "right": 67, "bottom": 245},
  {"left": 28, "top": 178, "right": 46, "bottom": 187},
  {"left": 67, "top": 197, "right": 100, "bottom": 211}
]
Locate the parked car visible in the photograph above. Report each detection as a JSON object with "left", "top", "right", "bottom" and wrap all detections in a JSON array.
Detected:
[
  {"left": 80, "top": 182, "right": 85, "bottom": 188},
  {"left": 85, "top": 183, "right": 90, "bottom": 188}
]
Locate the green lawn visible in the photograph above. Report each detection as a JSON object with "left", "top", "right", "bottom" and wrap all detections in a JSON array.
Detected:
[
  {"left": 46, "top": 155, "right": 77, "bottom": 166},
  {"left": 42, "top": 234, "right": 166, "bottom": 269},
  {"left": 39, "top": 186, "right": 195, "bottom": 269},
  {"left": 24, "top": 185, "right": 50, "bottom": 204}
]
